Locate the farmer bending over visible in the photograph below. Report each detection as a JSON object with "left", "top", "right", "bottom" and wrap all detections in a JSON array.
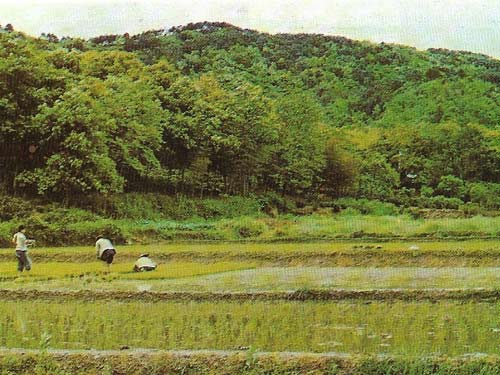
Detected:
[
  {"left": 96, "top": 235, "right": 116, "bottom": 270},
  {"left": 12, "top": 225, "right": 35, "bottom": 272},
  {"left": 133, "top": 253, "right": 157, "bottom": 272}
]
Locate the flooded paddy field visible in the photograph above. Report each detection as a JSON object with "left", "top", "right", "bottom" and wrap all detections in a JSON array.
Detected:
[
  {"left": 3, "top": 264, "right": 500, "bottom": 293},
  {"left": 3, "top": 239, "right": 500, "bottom": 266},
  {"left": 1, "top": 240, "right": 500, "bottom": 373},
  {"left": 1, "top": 299, "right": 500, "bottom": 356}
]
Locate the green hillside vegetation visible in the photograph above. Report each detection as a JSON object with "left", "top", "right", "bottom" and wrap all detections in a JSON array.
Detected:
[{"left": 2, "top": 22, "right": 500, "bottom": 210}]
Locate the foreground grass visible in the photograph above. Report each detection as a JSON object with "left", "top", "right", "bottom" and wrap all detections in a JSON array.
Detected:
[{"left": 1, "top": 300, "right": 500, "bottom": 356}]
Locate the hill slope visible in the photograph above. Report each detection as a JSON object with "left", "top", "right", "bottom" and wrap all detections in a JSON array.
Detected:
[{"left": 1, "top": 22, "right": 500, "bottom": 206}]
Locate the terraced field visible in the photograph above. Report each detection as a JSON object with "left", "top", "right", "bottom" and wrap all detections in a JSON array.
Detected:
[{"left": 2, "top": 240, "right": 500, "bottom": 374}]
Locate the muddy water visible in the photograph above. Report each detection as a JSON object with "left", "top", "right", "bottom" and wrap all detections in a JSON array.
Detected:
[{"left": 0, "top": 300, "right": 499, "bottom": 355}]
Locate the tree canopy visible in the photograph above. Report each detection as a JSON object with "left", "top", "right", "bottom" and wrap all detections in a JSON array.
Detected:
[{"left": 2, "top": 22, "right": 500, "bottom": 206}]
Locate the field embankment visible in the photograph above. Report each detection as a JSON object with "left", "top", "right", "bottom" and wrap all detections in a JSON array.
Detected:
[
  {"left": 5, "top": 207, "right": 500, "bottom": 247},
  {"left": 1, "top": 288, "right": 500, "bottom": 302},
  {"left": 0, "top": 349, "right": 499, "bottom": 375}
]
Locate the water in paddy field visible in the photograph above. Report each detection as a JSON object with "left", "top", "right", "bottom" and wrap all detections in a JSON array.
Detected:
[{"left": 0, "top": 300, "right": 499, "bottom": 355}]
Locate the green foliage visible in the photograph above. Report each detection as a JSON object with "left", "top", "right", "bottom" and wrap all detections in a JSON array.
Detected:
[
  {"left": 15, "top": 81, "right": 125, "bottom": 197},
  {"left": 436, "top": 175, "right": 466, "bottom": 199},
  {"left": 468, "top": 182, "right": 500, "bottom": 209},
  {"left": 258, "top": 192, "right": 296, "bottom": 214},
  {"left": 333, "top": 198, "right": 400, "bottom": 215},
  {"left": 19, "top": 212, "right": 125, "bottom": 246},
  {"left": 459, "top": 202, "right": 482, "bottom": 216},
  {"left": 357, "top": 153, "right": 400, "bottom": 201},
  {"left": 2, "top": 23, "right": 500, "bottom": 206},
  {"left": 375, "top": 123, "right": 500, "bottom": 194},
  {"left": 266, "top": 92, "right": 327, "bottom": 195},
  {"left": 0, "top": 221, "right": 17, "bottom": 247},
  {"left": 0, "top": 196, "right": 34, "bottom": 221},
  {"left": 82, "top": 194, "right": 263, "bottom": 220},
  {"left": 323, "top": 136, "right": 360, "bottom": 197},
  {"left": 420, "top": 186, "right": 434, "bottom": 198},
  {"left": 228, "top": 217, "right": 269, "bottom": 238},
  {"left": 416, "top": 195, "right": 464, "bottom": 209},
  {"left": 196, "top": 197, "right": 263, "bottom": 219},
  {"left": 36, "top": 207, "right": 100, "bottom": 224},
  {"left": 381, "top": 79, "right": 500, "bottom": 127}
]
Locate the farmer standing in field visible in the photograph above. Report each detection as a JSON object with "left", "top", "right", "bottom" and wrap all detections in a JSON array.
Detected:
[
  {"left": 12, "top": 225, "right": 35, "bottom": 272},
  {"left": 95, "top": 235, "right": 116, "bottom": 271}
]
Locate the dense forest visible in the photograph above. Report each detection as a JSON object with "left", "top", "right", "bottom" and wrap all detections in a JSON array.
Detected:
[{"left": 2, "top": 21, "right": 500, "bottom": 209}]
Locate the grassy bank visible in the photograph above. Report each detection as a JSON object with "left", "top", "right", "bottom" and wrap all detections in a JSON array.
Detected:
[{"left": 4, "top": 212, "right": 500, "bottom": 247}]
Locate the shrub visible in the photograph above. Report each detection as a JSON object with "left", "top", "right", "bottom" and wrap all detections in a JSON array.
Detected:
[
  {"left": 416, "top": 195, "right": 464, "bottom": 209},
  {"left": 0, "top": 221, "right": 17, "bottom": 247},
  {"left": 78, "top": 193, "right": 263, "bottom": 220},
  {"left": 258, "top": 192, "right": 296, "bottom": 214},
  {"left": 339, "top": 207, "right": 361, "bottom": 216},
  {"left": 36, "top": 207, "right": 100, "bottom": 224},
  {"left": 227, "top": 218, "right": 269, "bottom": 238},
  {"left": 391, "top": 187, "right": 416, "bottom": 208},
  {"left": 333, "top": 198, "right": 400, "bottom": 215},
  {"left": 357, "top": 153, "right": 400, "bottom": 201},
  {"left": 67, "top": 221, "right": 126, "bottom": 245},
  {"left": 196, "top": 197, "right": 262, "bottom": 219},
  {"left": 460, "top": 202, "right": 482, "bottom": 216},
  {"left": 420, "top": 186, "right": 434, "bottom": 198},
  {"left": 436, "top": 175, "right": 466, "bottom": 199},
  {"left": 14, "top": 214, "right": 126, "bottom": 246},
  {"left": 468, "top": 182, "right": 500, "bottom": 209},
  {"left": 429, "top": 195, "right": 464, "bottom": 209},
  {"left": 0, "top": 195, "right": 35, "bottom": 221}
]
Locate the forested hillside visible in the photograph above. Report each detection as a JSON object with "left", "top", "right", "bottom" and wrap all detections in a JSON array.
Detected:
[{"left": 2, "top": 21, "right": 500, "bottom": 209}]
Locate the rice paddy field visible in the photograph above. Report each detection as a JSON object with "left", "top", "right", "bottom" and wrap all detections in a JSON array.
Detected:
[
  {"left": 3, "top": 240, "right": 500, "bottom": 374},
  {"left": 3, "top": 299, "right": 500, "bottom": 355}
]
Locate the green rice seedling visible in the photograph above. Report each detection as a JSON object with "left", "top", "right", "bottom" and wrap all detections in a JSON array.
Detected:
[
  {"left": 0, "top": 261, "right": 256, "bottom": 284},
  {"left": 3, "top": 239, "right": 500, "bottom": 269},
  {"left": 1, "top": 300, "right": 500, "bottom": 356}
]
